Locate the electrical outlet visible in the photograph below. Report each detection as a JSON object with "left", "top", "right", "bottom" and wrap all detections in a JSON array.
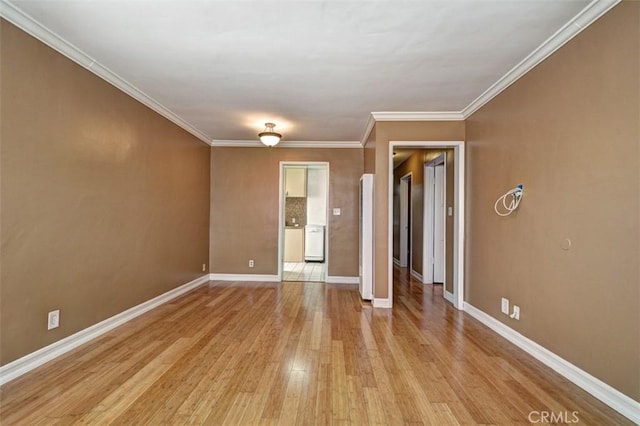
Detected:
[
  {"left": 249, "top": 260, "right": 254, "bottom": 268},
  {"left": 510, "top": 305, "right": 520, "bottom": 320},
  {"left": 333, "top": 208, "right": 341, "bottom": 216},
  {"left": 202, "top": 263, "right": 206, "bottom": 272},
  {"left": 48, "top": 310, "right": 60, "bottom": 330},
  {"left": 501, "top": 298, "right": 509, "bottom": 315}
]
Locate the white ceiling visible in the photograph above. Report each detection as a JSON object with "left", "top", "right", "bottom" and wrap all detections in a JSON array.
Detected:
[{"left": 6, "top": 0, "right": 594, "bottom": 144}]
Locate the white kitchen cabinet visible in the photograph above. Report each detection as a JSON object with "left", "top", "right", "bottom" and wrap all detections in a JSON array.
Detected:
[
  {"left": 284, "top": 228, "right": 304, "bottom": 262},
  {"left": 285, "top": 167, "right": 306, "bottom": 197}
]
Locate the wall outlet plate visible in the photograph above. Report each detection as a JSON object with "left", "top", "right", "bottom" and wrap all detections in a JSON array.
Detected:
[
  {"left": 333, "top": 208, "right": 341, "bottom": 216},
  {"left": 249, "top": 260, "right": 254, "bottom": 268},
  {"left": 501, "top": 298, "right": 509, "bottom": 315},
  {"left": 48, "top": 310, "right": 60, "bottom": 330}
]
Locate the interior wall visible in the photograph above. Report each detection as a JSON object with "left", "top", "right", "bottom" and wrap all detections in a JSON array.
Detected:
[
  {"left": 363, "top": 125, "right": 376, "bottom": 174},
  {"left": 393, "top": 150, "right": 455, "bottom": 292},
  {"left": 465, "top": 2, "right": 639, "bottom": 401},
  {"left": 1, "top": 21, "right": 211, "bottom": 365},
  {"left": 210, "top": 147, "right": 362, "bottom": 277},
  {"left": 373, "top": 122, "right": 465, "bottom": 299}
]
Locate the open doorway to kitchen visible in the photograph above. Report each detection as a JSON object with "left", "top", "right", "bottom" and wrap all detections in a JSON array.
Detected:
[{"left": 279, "top": 162, "right": 329, "bottom": 282}]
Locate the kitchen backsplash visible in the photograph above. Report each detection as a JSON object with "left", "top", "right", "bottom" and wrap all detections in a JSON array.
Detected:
[{"left": 285, "top": 197, "right": 307, "bottom": 227}]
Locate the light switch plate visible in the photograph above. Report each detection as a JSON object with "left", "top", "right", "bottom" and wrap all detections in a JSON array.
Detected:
[
  {"left": 501, "top": 298, "right": 509, "bottom": 315},
  {"left": 333, "top": 208, "right": 341, "bottom": 216}
]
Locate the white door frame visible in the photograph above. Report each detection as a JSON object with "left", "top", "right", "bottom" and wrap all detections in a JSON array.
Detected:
[
  {"left": 388, "top": 141, "right": 465, "bottom": 310},
  {"left": 433, "top": 163, "right": 446, "bottom": 284},
  {"left": 399, "top": 172, "right": 412, "bottom": 268},
  {"left": 278, "top": 161, "right": 330, "bottom": 282}
]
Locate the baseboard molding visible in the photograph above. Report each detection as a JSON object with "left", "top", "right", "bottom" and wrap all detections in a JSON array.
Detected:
[
  {"left": 209, "top": 273, "right": 280, "bottom": 282},
  {"left": 325, "top": 276, "right": 359, "bottom": 284},
  {"left": 410, "top": 269, "right": 423, "bottom": 282},
  {"left": 444, "top": 290, "right": 454, "bottom": 304},
  {"left": 373, "top": 298, "right": 392, "bottom": 308},
  {"left": 0, "top": 274, "right": 210, "bottom": 386},
  {"left": 463, "top": 302, "right": 640, "bottom": 424}
]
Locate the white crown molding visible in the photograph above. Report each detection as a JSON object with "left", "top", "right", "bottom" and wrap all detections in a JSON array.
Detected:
[
  {"left": 360, "top": 114, "right": 377, "bottom": 147},
  {"left": 464, "top": 302, "right": 640, "bottom": 424},
  {"left": 2, "top": 0, "right": 619, "bottom": 148},
  {"left": 209, "top": 273, "right": 280, "bottom": 282},
  {"left": 0, "top": 274, "right": 210, "bottom": 386},
  {"left": 279, "top": 140, "right": 362, "bottom": 148},
  {"left": 461, "top": 0, "right": 620, "bottom": 118},
  {"left": 372, "top": 111, "right": 465, "bottom": 121},
  {"left": 0, "top": 0, "right": 213, "bottom": 145},
  {"left": 325, "top": 276, "right": 359, "bottom": 284},
  {"left": 211, "top": 140, "right": 362, "bottom": 148},
  {"left": 210, "top": 140, "right": 265, "bottom": 147}
]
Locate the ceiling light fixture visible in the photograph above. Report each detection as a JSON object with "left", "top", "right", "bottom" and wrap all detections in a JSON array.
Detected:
[{"left": 258, "top": 122, "right": 282, "bottom": 147}]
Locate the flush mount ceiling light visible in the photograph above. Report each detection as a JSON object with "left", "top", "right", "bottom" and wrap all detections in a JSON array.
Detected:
[{"left": 258, "top": 122, "right": 282, "bottom": 147}]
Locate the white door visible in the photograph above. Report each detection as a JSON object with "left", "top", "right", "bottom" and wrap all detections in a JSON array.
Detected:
[
  {"left": 433, "top": 165, "right": 445, "bottom": 283},
  {"left": 399, "top": 176, "right": 410, "bottom": 268}
]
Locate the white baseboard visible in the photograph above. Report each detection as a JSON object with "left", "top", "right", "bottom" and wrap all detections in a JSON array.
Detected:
[
  {"left": 373, "top": 298, "right": 392, "bottom": 308},
  {"left": 209, "top": 273, "right": 280, "bottom": 282},
  {"left": 325, "top": 276, "right": 359, "bottom": 284},
  {"left": 0, "top": 274, "right": 210, "bottom": 386},
  {"left": 444, "top": 290, "right": 454, "bottom": 304},
  {"left": 463, "top": 302, "right": 640, "bottom": 424},
  {"left": 410, "top": 269, "right": 423, "bottom": 282}
]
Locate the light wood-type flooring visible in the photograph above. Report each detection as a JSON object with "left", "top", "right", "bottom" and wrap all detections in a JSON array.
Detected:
[
  {"left": 0, "top": 268, "right": 631, "bottom": 425},
  {"left": 283, "top": 262, "right": 326, "bottom": 282}
]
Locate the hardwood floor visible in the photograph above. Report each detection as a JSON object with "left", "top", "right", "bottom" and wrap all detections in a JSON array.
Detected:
[
  {"left": 283, "top": 262, "right": 326, "bottom": 282},
  {"left": 0, "top": 268, "right": 631, "bottom": 425}
]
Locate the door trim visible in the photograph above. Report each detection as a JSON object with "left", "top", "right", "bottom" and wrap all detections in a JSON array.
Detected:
[{"left": 388, "top": 141, "right": 465, "bottom": 310}]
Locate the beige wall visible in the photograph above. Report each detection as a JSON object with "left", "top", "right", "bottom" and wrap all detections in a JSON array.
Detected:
[
  {"left": 374, "top": 122, "right": 465, "bottom": 298},
  {"left": 465, "top": 2, "right": 639, "bottom": 400},
  {"left": 0, "top": 21, "right": 211, "bottom": 365},
  {"left": 210, "top": 147, "right": 362, "bottom": 277},
  {"left": 393, "top": 149, "right": 454, "bottom": 292}
]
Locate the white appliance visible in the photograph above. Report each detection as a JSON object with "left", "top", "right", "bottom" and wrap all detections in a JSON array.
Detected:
[
  {"left": 304, "top": 225, "right": 325, "bottom": 261},
  {"left": 359, "top": 174, "right": 374, "bottom": 300},
  {"left": 306, "top": 167, "right": 327, "bottom": 226}
]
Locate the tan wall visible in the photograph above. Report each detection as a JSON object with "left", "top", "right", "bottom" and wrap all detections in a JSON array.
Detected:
[
  {"left": 0, "top": 21, "right": 211, "bottom": 365},
  {"left": 393, "top": 149, "right": 455, "bottom": 292},
  {"left": 465, "top": 2, "right": 639, "bottom": 400},
  {"left": 374, "top": 122, "right": 465, "bottom": 298},
  {"left": 210, "top": 147, "right": 362, "bottom": 277}
]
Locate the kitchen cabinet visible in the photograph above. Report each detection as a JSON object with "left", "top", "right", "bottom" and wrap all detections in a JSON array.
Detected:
[
  {"left": 285, "top": 167, "right": 306, "bottom": 197},
  {"left": 284, "top": 228, "right": 304, "bottom": 262}
]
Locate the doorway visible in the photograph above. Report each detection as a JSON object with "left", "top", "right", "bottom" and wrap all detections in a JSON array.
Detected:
[
  {"left": 388, "top": 141, "right": 465, "bottom": 310},
  {"left": 278, "top": 162, "right": 329, "bottom": 282},
  {"left": 423, "top": 154, "right": 446, "bottom": 286},
  {"left": 399, "top": 173, "right": 412, "bottom": 269}
]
